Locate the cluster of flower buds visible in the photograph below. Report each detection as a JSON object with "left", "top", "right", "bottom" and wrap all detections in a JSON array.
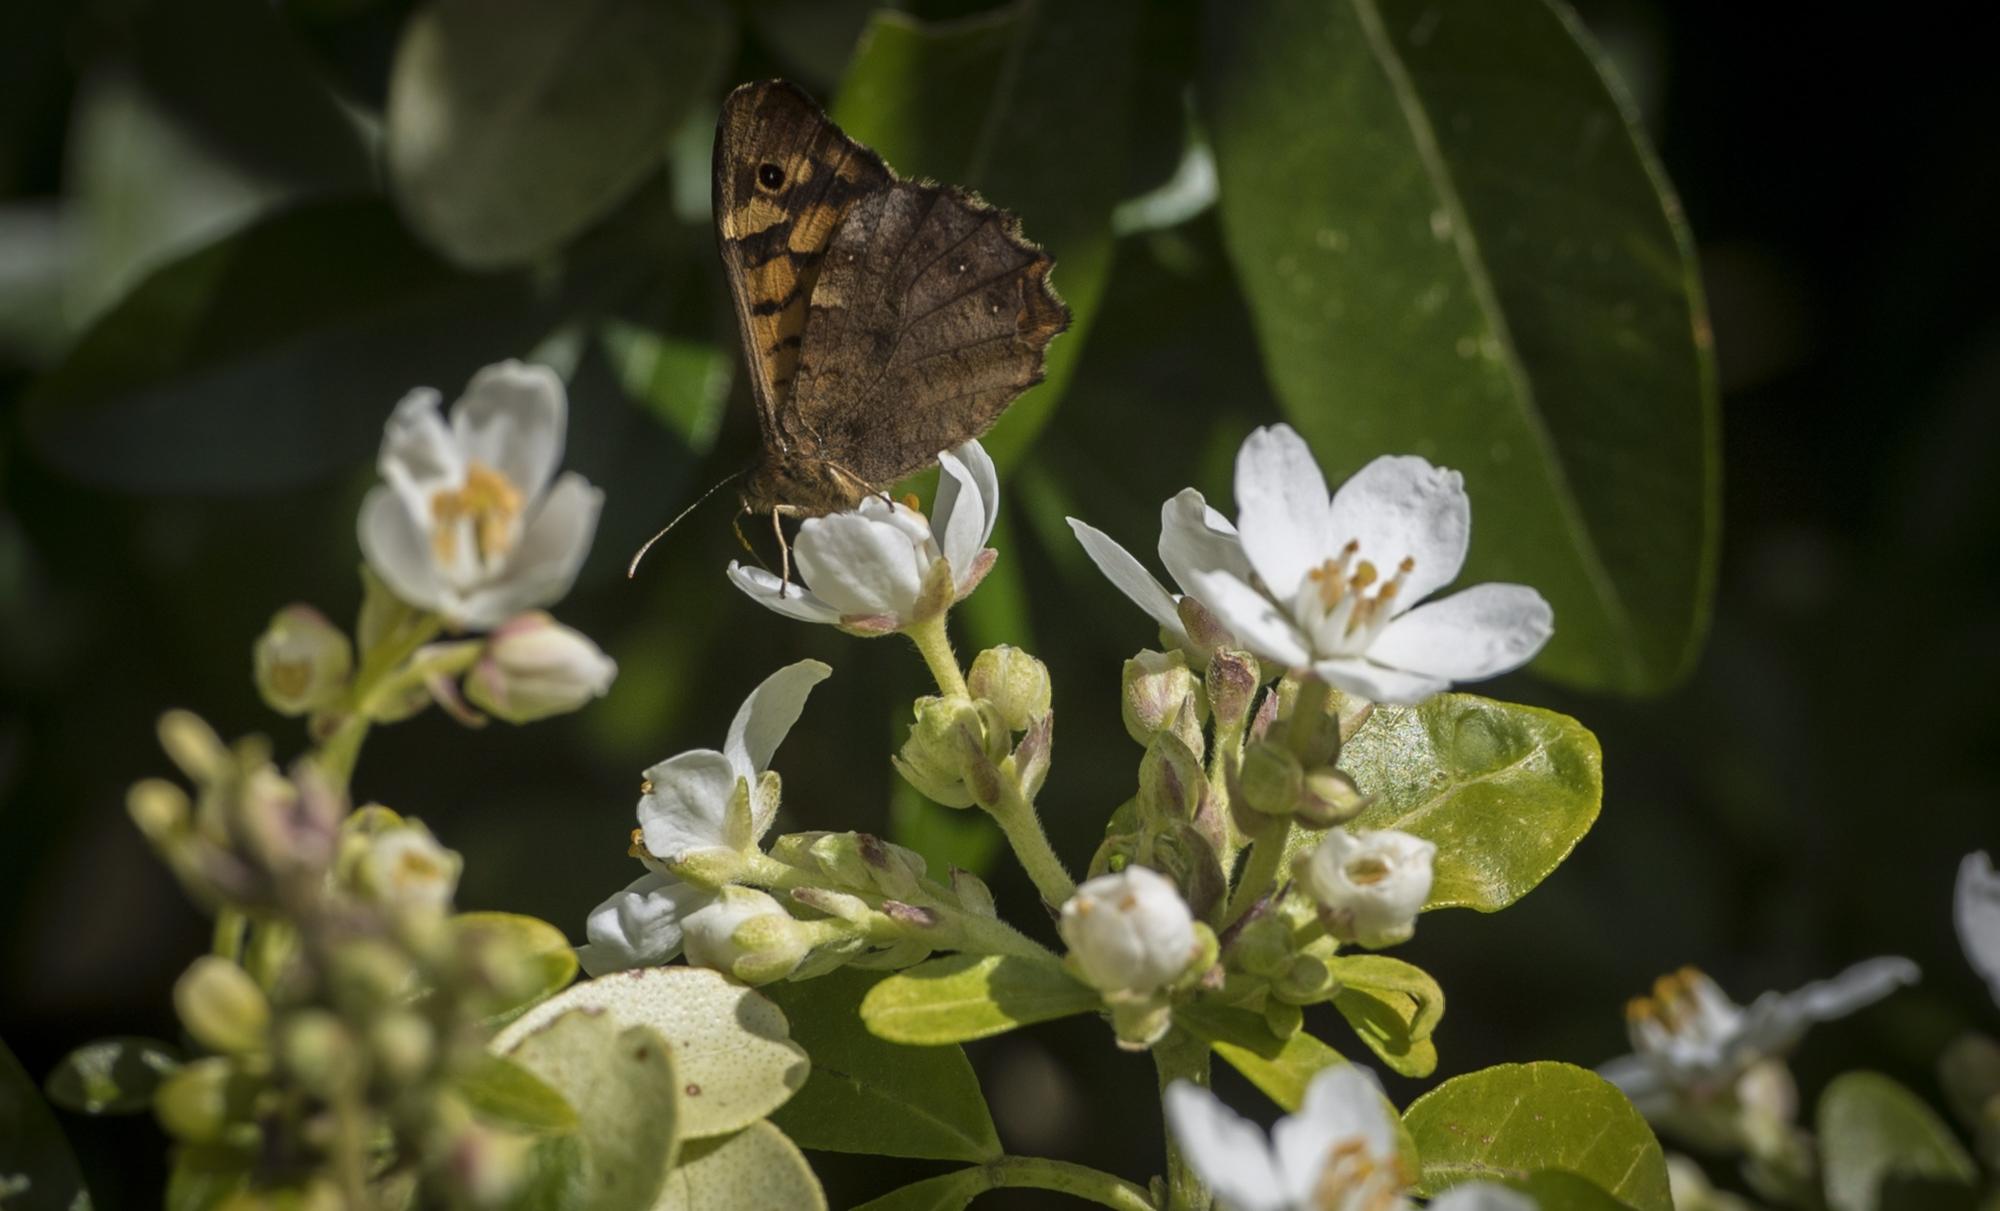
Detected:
[{"left": 894, "top": 644, "right": 1052, "bottom": 813}]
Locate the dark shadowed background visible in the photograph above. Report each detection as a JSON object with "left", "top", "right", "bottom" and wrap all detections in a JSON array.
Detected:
[{"left": 2, "top": 0, "right": 1995, "bottom": 1205}]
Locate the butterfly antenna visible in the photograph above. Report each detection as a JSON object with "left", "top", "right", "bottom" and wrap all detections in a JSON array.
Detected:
[{"left": 627, "top": 468, "right": 746, "bottom": 579}]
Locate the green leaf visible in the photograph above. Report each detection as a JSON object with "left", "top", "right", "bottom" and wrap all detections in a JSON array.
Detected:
[
  {"left": 861, "top": 953, "right": 1098, "bottom": 1045},
  {"left": 386, "top": 0, "right": 732, "bottom": 267},
  {"left": 164, "top": 1146, "right": 248, "bottom": 1211},
  {"left": 0, "top": 1035, "right": 93, "bottom": 1211},
  {"left": 1403, "top": 1061, "right": 1671, "bottom": 1211},
  {"left": 450, "top": 911, "right": 578, "bottom": 1025},
  {"left": 453, "top": 1051, "right": 580, "bottom": 1137},
  {"left": 1202, "top": 0, "right": 1718, "bottom": 694},
  {"left": 44, "top": 1035, "right": 182, "bottom": 1115},
  {"left": 763, "top": 969, "right": 1002, "bottom": 1162},
  {"left": 849, "top": 1169, "right": 992, "bottom": 1211},
  {"left": 833, "top": 0, "right": 1140, "bottom": 465},
  {"left": 1290, "top": 693, "right": 1602, "bottom": 912},
  {"left": 1818, "top": 1072, "right": 1978, "bottom": 1211},
  {"left": 490, "top": 966, "right": 808, "bottom": 1140},
  {"left": 655, "top": 1121, "right": 826, "bottom": 1211},
  {"left": 1506, "top": 1170, "right": 1642, "bottom": 1210},
  {"left": 505, "top": 1009, "right": 680, "bottom": 1211},
  {"left": 599, "top": 321, "right": 734, "bottom": 455},
  {"left": 1175, "top": 1002, "right": 1343, "bottom": 1111},
  {"left": 1327, "top": 955, "right": 1443, "bottom": 1078}
]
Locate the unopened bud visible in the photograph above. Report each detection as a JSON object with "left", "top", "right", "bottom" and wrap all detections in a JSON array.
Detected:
[
  {"left": 1109, "top": 1000, "right": 1175, "bottom": 1051},
  {"left": 1011, "top": 712, "right": 1053, "bottom": 803},
  {"left": 1229, "top": 911, "right": 1295, "bottom": 978},
  {"left": 950, "top": 867, "right": 997, "bottom": 918},
  {"left": 128, "top": 778, "right": 192, "bottom": 845},
  {"left": 1121, "top": 650, "right": 1204, "bottom": 753},
  {"left": 153, "top": 1057, "right": 246, "bottom": 1143},
  {"left": 1264, "top": 997, "right": 1305, "bottom": 1039},
  {"left": 326, "top": 937, "right": 419, "bottom": 1008},
  {"left": 464, "top": 612, "right": 617, "bottom": 724},
  {"left": 254, "top": 605, "right": 353, "bottom": 717},
  {"left": 158, "top": 710, "right": 230, "bottom": 785},
  {"left": 174, "top": 957, "right": 270, "bottom": 1056},
  {"left": 968, "top": 645, "right": 1051, "bottom": 731},
  {"left": 1237, "top": 741, "right": 1303, "bottom": 817},
  {"left": 1297, "top": 767, "right": 1367, "bottom": 827},
  {"left": 278, "top": 1009, "right": 356, "bottom": 1097},
  {"left": 682, "top": 887, "right": 811, "bottom": 985},
  {"left": 445, "top": 1118, "right": 535, "bottom": 1208},
  {"left": 370, "top": 1009, "right": 436, "bottom": 1087},
  {"left": 348, "top": 820, "right": 461, "bottom": 915},
  {"left": 894, "top": 696, "right": 1008, "bottom": 809},
  {"left": 856, "top": 832, "right": 927, "bottom": 898},
  {"left": 1295, "top": 829, "right": 1435, "bottom": 950},
  {"left": 1175, "top": 596, "right": 1234, "bottom": 664},
  {"left": 1137, "top": 730, "right": 1205, "bottom": 827},
  {"left": 1204, "top": 649, "right": 1259, "bottom": 734},
  {"left": 1273, "top": 955, "right": 1335, "bottom": 1003}
]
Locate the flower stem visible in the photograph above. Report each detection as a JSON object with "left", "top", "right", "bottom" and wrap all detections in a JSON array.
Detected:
[
  {"left": 740, "top": 852, "right": 1057, "bottom": 964},
  {"left": 1220, "top": 676, "right": 1330, "bottom": 926},
  {"left": 977, "top": 1157, "right": 1156, "bottom": 1210},
  {"left": 312, "top": 613, "right": 444, "bottom": 795},
  {"left": 1152, "top": 1028, "right": 1213, "bottom": 1211},
  {"left": 986, "top": 777, "right": 1076, "bottom": 907},
  {"left": 905, "top": 613, "right": 970, "bottom": 700}
]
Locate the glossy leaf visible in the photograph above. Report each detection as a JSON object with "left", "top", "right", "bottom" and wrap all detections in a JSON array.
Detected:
[
  {"left": 491, "top": 966, "right": 808, "bottom": 1140},
  {"left": 1506, "top": 1171, "right": 1640, "bottom": 1210},
  {"left": 1289, "top": 693, "right": 1602, "bottom": 912},
  {"left": 1328, "top": 954, "right": 1444, "bottom": 1078},
  {"left": 655, "top": 1121, "right": 826, "bottom": 1211},
  {"left": 1818, "top": 1072, "right": 1978, "bottom": 1211},
  {"left": 44, "top": 1035, "right": 182, "bottom": 1115},
  {"left": 450, "top": 911, "right": 578, "bottom": 1025},
  {"left": 833, "top": 0, "right": 1140, "bottom": 465},
  {"left": 850, "top": 1168, "right": 990, "bottom": 1211},
  {"left": 860, "top": 953, "right": 1098, "bottom": 1045},
  {"left": 453, "top": 1051, "right": 580, "bottom": 1137},
  {"left": 386, "top": 0, "right": 731, "bottom": 267},
  {"left": 505, "top": 1009, "right": 680, "bottom": 1211},
  {"left": 1175, "top": 1002, "right": 1343, "bottom": 1111},
  {"left": 1403, "top": 1061, "right": 1671, "bottom": 1210},
  {"left": 764, "top": 969, "right": 1002, "bottom": 1162},
  {"left": 0, "top": 1036, "right": 93, "bottom": 1211},
  {"left": 1202, "top": 0, "right": 1718, "bottom": 694}
]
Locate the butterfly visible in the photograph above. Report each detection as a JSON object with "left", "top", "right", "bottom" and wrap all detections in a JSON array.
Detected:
[{"left": 707, "top": 79, "right": 1070, "bottom": 572}]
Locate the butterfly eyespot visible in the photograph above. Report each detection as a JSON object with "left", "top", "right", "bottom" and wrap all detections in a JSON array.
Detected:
[{"left": 757, "top": 163, "right": 785, "bottom": 190}]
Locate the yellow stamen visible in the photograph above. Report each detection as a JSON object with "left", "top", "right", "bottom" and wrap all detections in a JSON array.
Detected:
[
  {"left": 901, "top": 492, "right": 922, "bottom": 512},
  {"left": 1345, "top": 855, "right": 1391, "bottom": 886},
  {"left": 430, "top": 461, "right": 524, "bottom": 566}
]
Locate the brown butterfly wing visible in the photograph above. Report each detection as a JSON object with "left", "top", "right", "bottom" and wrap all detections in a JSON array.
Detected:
[
  {"left": 786, "top": 182, "right": 1070, "bottom": 488},
  {"left": 712, "top": 80, "right": 892, "bottom": 443}
]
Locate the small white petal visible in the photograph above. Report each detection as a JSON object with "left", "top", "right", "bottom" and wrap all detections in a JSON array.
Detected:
[
  {"left": 1184, "top": 570, "right": 1314, "bottom": 669},
  {"left": 451, "top": 360, "right": 567, "bottom": 505},
  {"left": 1430, "top": 1182, "right": 1539, "bottom": 1211},
  {"left": 1957, "top": 852, "right": 2000, "bottom": 1005},
  {"left": 1163, "top": 1081, "right": 1289, "bottom": 1211},
  {"left": 1598, "top": 1053, "right": 1672, "bottom": 1112},
  {"left": 727, "top": 562, "right": 843, "bottom": 624},
  {"left": 724, "top": 660, "right": 832, "bottom": 780},
  {"left": 578, "top": 872, "right": 715, "bottom": 975},
  {"left": 1158, "top": 487, "right": 1254, "bottom": 591},
  {"left": 357, "top": 485, "right": 445, "bottom": 614},
  {"left": 937, "top": 441, "right": 999, "bottom": 583},
  {"left": 1271, "top": 1064, "right": 1397, "bottom": 1200},
  {"left": 1735, "top": 957, "right": 1920, "bottom": 1061},
  {"left": 1369, "top": 583, "right": 1553, "bottom": 680},
  {"left": 1234, "top": 424, "right": 1332, "bottom": 603},
  {"left": 794, "top": 512, "right": 926, "bottom": 618},
  {"left": 378, "top": 387, "right": 461, "bottom": 524},
  {"left": 1068, "top": 517, "right": 1187, "bottom": 645},
  {"left": 637, "top": 750, "right": 740, "bottom": 860},
  {"left": 1326, "top": 455, "right": 1471, "bottom": 608},
  {"left": 1310, "top": 657, "right": 1452, "bottom": 706},
  {"left": 451, "top": 472, "right": 602, "bottom": 628}
]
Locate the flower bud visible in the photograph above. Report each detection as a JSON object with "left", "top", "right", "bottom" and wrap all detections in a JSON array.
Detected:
[
  {"left": 253, "top": 605, "right": 353, "bottom": 717},
  {"left": 969, "top": 645, "right": 1052, "bottom": 732},
  {"left": 1229, "top": 910, "right": 1295, "bottom": 978},
  {"left": 681, "top": 887, "right": 812, "bottom": 985},
  {"left": 174, "top": 957, "right": 270, "bottom": 1056},
  {"left": 950, "top": 867, "right": 997, "bottom": 918},
  {"left": 1295, "top": 829, "right": 1436, "bottom": 950},
  {"left": 464, "top": 612, "right": 617, "bottom": 724},
  {"left": 1204, "top": 649, "right": 1259, "bottom": 735},
  {"left": 1263, "top": 997, "right": 1305, "bottom": 1039},
  {"left": 1175, "top": 596, "right": 1234, "bottom": 664},
  {"left": 1010, "top": 712, "right": 1054, "bottom": 803},
  {"left": 1121, "top": 650, "right": 1205, "bottom": 753},
  {"left": 1137, "top": 730, "right": 1205, "bottom": 828},
  {"left": 370, "top": 1009, "right": 436, "bottom": 1088},
  {"left": 1237, "top": 741, "right": 1303, "bottom": 817},
  {"left": 154, "top": 1057, "right": 248, "bottom": 1144},
  {"left": 1296, "top": 766, "right": 1368, "bottom": 827},
  {"left": 278, "top": 1009, "right": 357, "bottom": 1098},
  {"left": 347, "top": 820, "right": 461, "bottom": 915},
  {"left": 894, "top": 695, "right": 1009, "bottom": 809},
  {"left": 1273, "top": 954, "right": 1335, "bottom": 1004},
  {"left": 1058, "top": 866, "right": 1201, "bottom": 996},
  {"left": 325, "top": 936, "right": 419, "bottom": 1007}
]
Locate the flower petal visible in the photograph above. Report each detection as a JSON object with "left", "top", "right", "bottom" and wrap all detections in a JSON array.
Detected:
[
  {"left": 577, "top": 872, "right": 715, "bottom": 976},
  {"left": 794, "top": 512, "right": 926, "bottom": 618},
  {"left": 1369, "top": 583, "right": 1553, "bottom": 680},
  {"left": 637, "top": 750, "right": 740, "bottom": 860},
  {"left": 1735, "top": 957, "right": 1920, "bottom": 1061},
  {"left": 1182, "top": 570, "right": 1314, "bottom": 669},
  {"left": 1430, "top": 1182, "right": 1539, "bottom": 1211},
  {"left": 452, "top": 472, "right": 602, "bottom": 628},
  {"left": 1958, "top": 852, "right": 2000, "bottom": 1005},
  {"left": 1310, "top": 656, "right": 1452, "bottom": 705},
  {"left": 1598, "top": 1053, "right": 1672, "bottom": 1115},
  {"left": 451, "top": 361, "right": 568, "bottom": 505},
  {"left": 1159, "top": 487, "right": 1253, "bottom": 592},
  {"left": 1234, "top": 424, "right": 1332, "bottom": 602},
  {"left": 727, "top": 562, "right": 843, "bottom": 624},
  {"left": 1272, "top": 1065, "right": 1397, "bottom": 1200},
  {"left": 1327, "top": 454, "right": 1471, "bottom": 607},
  {"left": 378, "top": 387, "right": 461, "bottom": 524},
  {"left": 724, "top": 659, "right": 832, "bottom": 779},
  {"left": 1163, "top": 1081, "right": 1288, "bottom": 1211},
  {"left": 357, "top": 484, "right": 444, "bottom": 615},
  {"left": 1067, "top": 518, "right": 1187, "bottom": 645},
  {"left": 937, "top": 441, "right": 999, "bottom": 584}
]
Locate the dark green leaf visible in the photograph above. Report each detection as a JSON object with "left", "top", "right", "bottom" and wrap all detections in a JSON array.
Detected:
[
  {"left": 1506, "top": 1170, "right": 1642, "bottom": 1210},
  {"left": 1818, "top": 1072, "right": 1978, "bottom": 1211},
  {"left": 44, "top": 1035, "right": 182, "bottom": 1115},
  {"left": 0, "top": 1036, "right": 93, "bottom": 1211},
  {"left": 849, "top": 1168, "right": 990, "bottom": 1211},
  {"left": 764, "top": 968, "right": 1001, "bottom": 1162},
  {"left": 1202, "top": 0, "right": 1718, "bottom": 694},
  {"left": 860, "top": 953, "right": 1098, "bottom": 1044},
  {"left": 599, "top": 321, "right": 734, "bottom": 455}
]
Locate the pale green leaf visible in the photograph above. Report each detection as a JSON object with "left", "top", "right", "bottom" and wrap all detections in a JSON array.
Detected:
[
  {"left": 505, "top": 1010, "right": 680, "bottom": 1211},
  {"left": 490, "top": 966, "right": 808, "bottom": 1140},
  {"left": 44, "top": 1035, "right": 181, "bottom": 1115},
  {"left": 1202, "top": 0, "right": 1718, "bottom": 694},
  {"left": 860, "top": 954, "right": 1098, "bottom": 1045},
  {"left": 1818, "top": 1072, "right": 1978, "bottom": 1211},
  {"left": 654, "top": 1121, "right": 826, "bottom": 1211},
  {"left": 450, "top": 911, "right": 578, "bottom": 1026},
  {"left": 1175, "top": 1002, "right": 1343, "bottom": 1111},
  {"left": 1328, "top": 954, "right": 1443, "bottom": 1077},
  {"left": 386, "top": 0, "right": 731, "bottom": 267},
  {"left": 1403, "top": 1061, "right": 1671, "bottom": 1210},
  {"left": 763, "top": 969, "right": 1002, "bottom": 1162},
  {"left": 453, "top": 1051, "right": 579, "bottom": 1137}
]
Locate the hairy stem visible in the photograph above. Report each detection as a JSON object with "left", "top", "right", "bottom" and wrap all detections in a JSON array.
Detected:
[
  {"left": 741, "top": 852, "right": 1057, "bottom": 963},
  {"left": 984, "top": 776, "right": 1076, "bottom": 907},
  {"left": 1152, "top": 1028, "right": 1213, "bottom": 1211},
  {"left": 905, "top": 613, "right": 970, "bottom": 700}
]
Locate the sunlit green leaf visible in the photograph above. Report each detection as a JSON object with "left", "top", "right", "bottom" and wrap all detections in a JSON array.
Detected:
[
  {"left": 1818, "top": 1072, "right": 1978, "bottom": 1211},
  {"left": 44, "top": 1035, "right": 182, "bottom": 1115},
  {"left": 1403, "top": 1061, "right": 1671, "bottom": 1210},
  {"left": 1505, "top": 1170, "right": 1641, "bottom": 1210},
  {"left": 1203, "top": 0, "right": 1718, "bottom": 694},
  {"left": 764, "top": 969, "right": 1001, "bottom": 1162},
  {"left": 453, "top": 1051, "right": 579, "bottom": 1137},
  {"left": 1175, "top": 1002, "right": 1342, "bottom": 1111},
  {"left": 860, "top": 953, "right": 1097, "bottom": 1045},
  {"left": 450, "top": 911, "right": 578, "bottom": 1025},
  {"left": 505, "top": 1009, "right": 679, "bottom": 1211},
  {"left": 0, "top": 1036, "right": 94, "bottom": 1211},
  {"left": 1328, "top": 954, "right": 1443, "bottom": 1078},
  {"left": 655, "top": 1121, "right": 826, "bottom": 1211},
  {"left": 600, "top": 321, "right": 733, "bottom": 454}
]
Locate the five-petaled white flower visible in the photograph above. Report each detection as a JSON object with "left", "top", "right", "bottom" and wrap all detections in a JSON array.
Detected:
[
  {"left": 1176, "top": 425, "right": 1552, "bottom": 705},
  {"left": 360, "top": 361, "right": 603, "bottom": 630},
  {"left": 1956, "top": 852, "right": 2000, "bottom": 1006},
  {"left": 1069, "top": 487, "right": 1251, "bottom": 657},
  {"left": 576, "top": 660, "right": 828, "bottom": 976},
  {"left": 1059, "top": 865, "right": 1202, "bottom": 996},
  {"left": 727, "top": 441, "right": 999, "bottom": 632},
  {"left": 1165, "top": 1063, "right": 1531, "bottom": 1211},
  {"left": 1598, "top": 958, "right": 1920, "bottom": 1122},
  {"left": 1294, "top": 829, "right": 1436, "bottom": 950}
]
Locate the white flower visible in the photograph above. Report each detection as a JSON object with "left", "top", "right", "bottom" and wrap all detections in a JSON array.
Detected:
[
  {"left": 463, "top": 612, "right": 617, "bottom": 723},
  {"left": 1069, "top": 487, "right": 1252, "bottom": 654},
  {"left": 351, "top": 821, "right": 461, "bottom": 913},
  {"left": 680, "top": 886, "right": 812, "bottom": 985},
  {"left": 727, "top": 441, "right": 999, "bottom": 630},
  {"left": 1599, "top": 959, "right": 1921, "bottom": 1120},
  {"left": 1955, "top": 851, "right": 2000, "bottom": 1005},
  {"left": 1179, "top": 425, "right": 1552, "bottom": 704},
  {"left": 1295, "top": 829, "right": 1436, "bottom": 950},
  {"left": 1059, "top": 865, "right": 1200, "bottom": 995},
  {"left": 359, "top": 361, "right": 603, "bottom": 630},
  {"left": 576, "top": 660, "right": 828, "bottom": 976},
  {"left": 1165, "top": 1063, "right": 1532, "bottom": 1211}
]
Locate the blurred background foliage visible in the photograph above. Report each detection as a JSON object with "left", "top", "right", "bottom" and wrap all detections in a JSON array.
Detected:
[{"left": 0, "top": 0, "right": 1993, "bottom": 1205}]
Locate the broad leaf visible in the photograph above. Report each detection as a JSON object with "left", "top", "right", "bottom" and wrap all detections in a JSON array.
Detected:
[
  {"left": 451, "top": 911, "right": 578, "bottom": 1025},
  {"left": 764, "top": 969, "right": 1002, "bottom": 1162},
  {"left": 833, "top": 0, "right": 1140, "bottom": 465},
  {"left": 0, "top": 1036, "right": 93, "bottom": 1211},
  {"left": 1176, "top": 1002, "right": 1342, "bottom": 1111},
  {"left": 386, "top": 0, "right": 731, "bottom": 267},
  {"left": 1202, "top": 0, "right": 1718, "bottom": 694},
  {"left": 453, "top": 1051, "right": 580, "bottom": 1137},
  {"left": 656, "top": 1121, "right": 826, "bottom": 1211},
  {"left": 505, "top": 1009, "right": 680, "bottom": 1211},
  {"left": 860, "top": 954, "right": 1098, "bottom": 1045},
  {"left": 45, "top": 1035, "right": 182, "bottom": 1115},
  {"left": 1289, "top": 693, "right": 1601, "bottom": 911},
  {"left": 1328, "top": 954, "right": 1443, "bottom": 1078},
  {"left": 1818, "top": 1072, "right": 1978, "bottom": 1211},
  {"left": 1403, "top": 1061, "right": 1671, "bottom": 1211},
  {"left": 491, "top": 967, "right": 808, "bottom": 1140},
  {"left": 600, "top": 320, "right": 734, "bottom": 455},
  {"left": 850, "top": 1168, "right": 990, "bottom": 1211},
  {"left": 1507, "top": 1171, "right": 1641, "bottom": 1210}
]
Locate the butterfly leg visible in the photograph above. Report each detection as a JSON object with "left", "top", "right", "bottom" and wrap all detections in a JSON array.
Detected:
[{"left": 771, "top": 505, "right": 794, "bottom": 597}]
